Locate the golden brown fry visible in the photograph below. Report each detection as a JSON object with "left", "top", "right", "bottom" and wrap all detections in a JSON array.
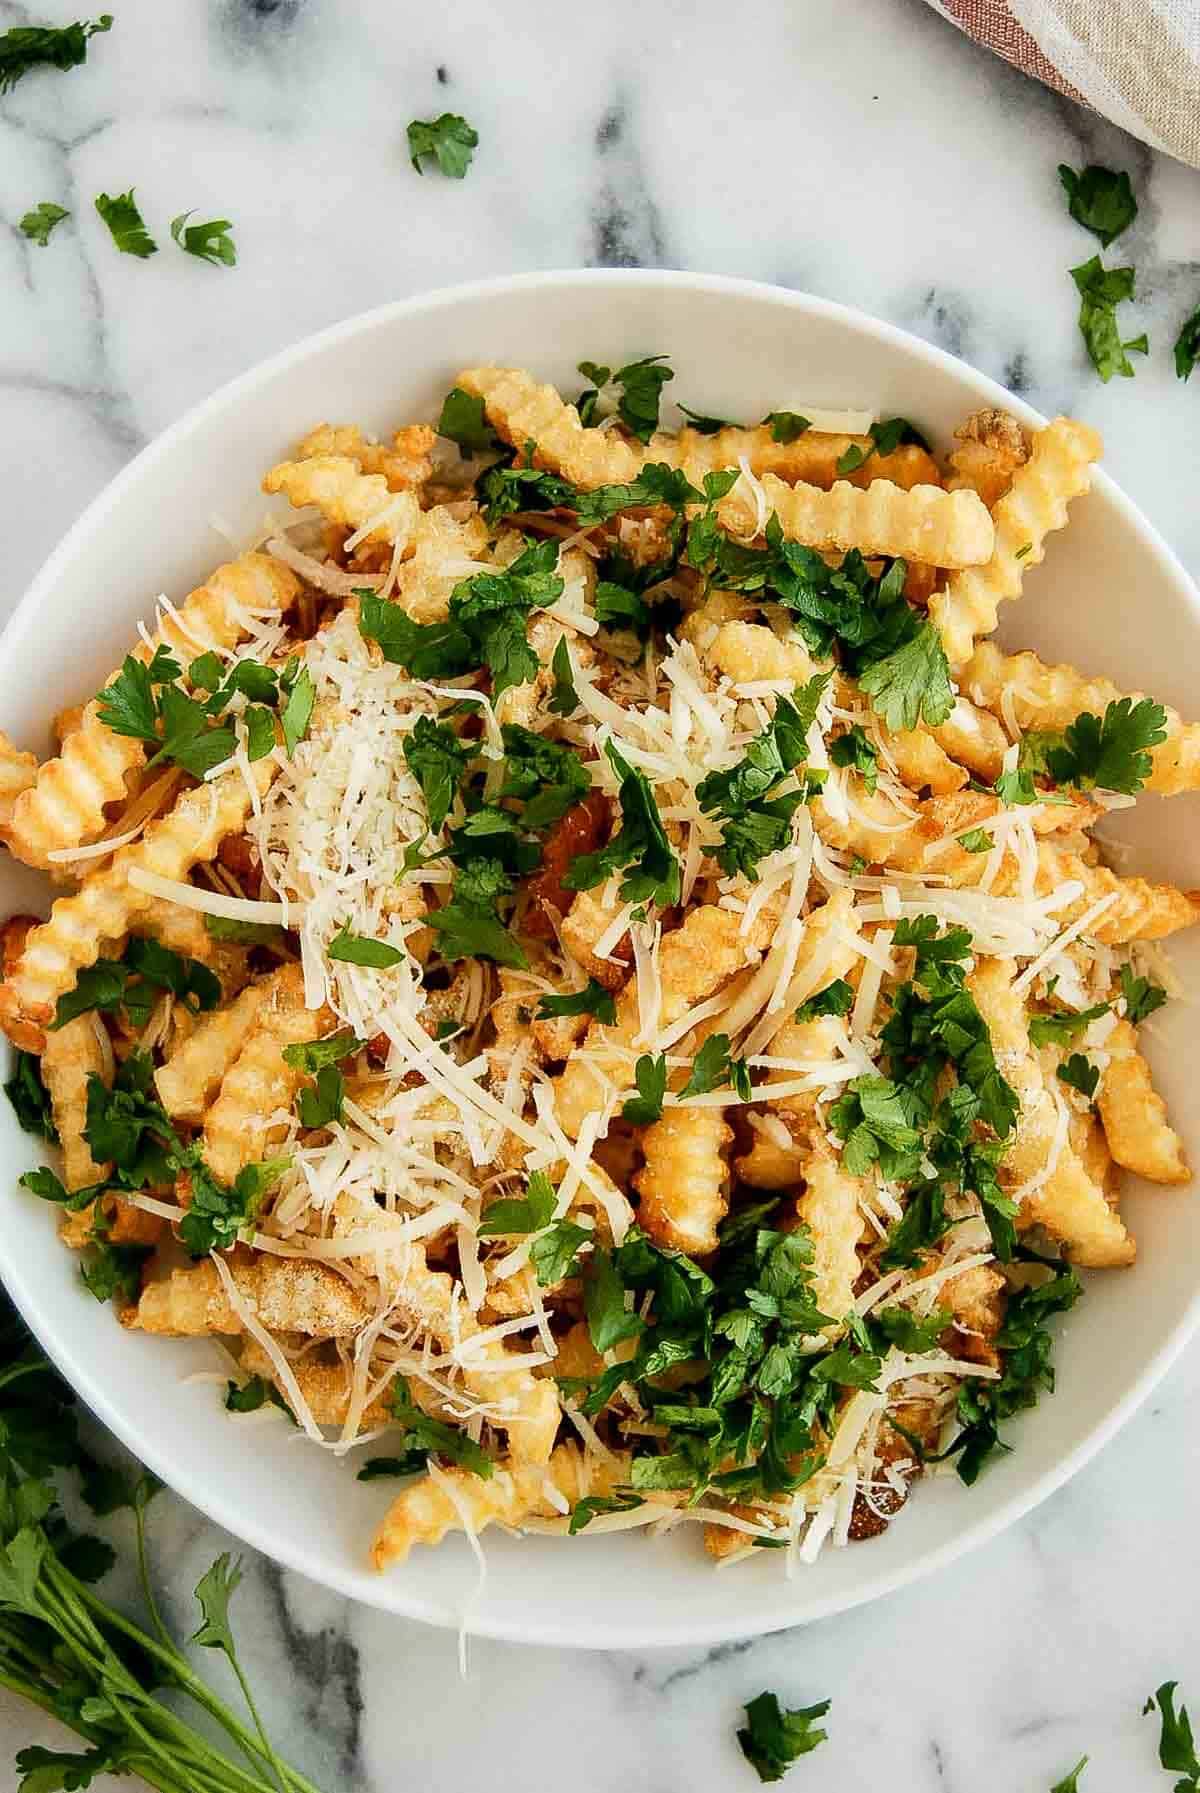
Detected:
[
  {"left": 634, "top": 1106, "right": 733, "bottom": 1256},
  {"left": 0, "top": 731, "right": 37, "bottom": 835},
  {"left": 6, "top": 555, "right": 299, "bottom": 870},
  {"left": 370, "top": 1442, "right": 635, "bottom": 1569},
  {"left": 202, "top": 963, "right": 334, "bottom": 1181},
  {"left": 41, "top": 1012, "right": 110, "bottom": 1191},
  {"left": 963, "top": 641, "right": 1200, "bottom": 796},
  {"left": 125, "top": 1253, "right": 374, "bottom": 1337},
  {"left": 560, "top": 889, "right": 632, "bottom": 992},
  {"left": 1097, "top": 1018, "right": 1189, "bottom": 1185},
  {"left": 236, "top": 1336, "right": 394, "bottom": 1428},
  {"left": 457, "top": 365, "right": 642, "bottom": 488},
  {"left": 155, "top": 973, "right": 279, "bottom": 1122},
  {"left": 945, "top": 408, "right": 1029, "bottom": 509},
  {"left": 941, "top": 1261, "right": 1007, "bottom": 1368},
  {"left": 734, "top": 1118, "right": 807, "bottom": 1190},
  {"left": 390, "top": 505, "right": 491, "bottom": 623},
  {"left": 0, "top": 762, "right": 276, "bottom": 1053},
  {"left": 718, "top": 470, "right": 993, "bottom": 570},
  {"left": 263, "top": 455, "right": 421, "bottom": 546},
  {"left": 930, "top": 417, "right": 1102, "bottom": 668},
  {"left": 795, "top": 1139, "right": 864, "bottom": 1326},
  {"left": 968, "top": 958, "right": 1134, "bottom": 1266},
  {"left": 295, "top": 423, "right": 435, "bottom": 491},
  {"left": 929, "top": 696, "right": 1009, "bottom": 783}
]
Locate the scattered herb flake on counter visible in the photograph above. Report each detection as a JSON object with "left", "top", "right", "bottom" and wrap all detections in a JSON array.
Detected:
[
  {"left": 19, "top": 201, "right": 68, "bottom": 245},
  {"left": 94, "top": 187, "right": 157, "bottom": 258},
  {"left": 1050, "top": 1757, "right": 1090, "bottom": 1793},
  {"left": 406, "top": 111, "right": 478, "bottom": 178},
  {"left": 1145, "top": 1680, "right": 1200, "bottom": 1788},
  {"left": 1070, "top": 256, "right": 1147, "bottom": 381},
  {"left": 737, "top": 1691, "right": 831, "bottom": 1782},
  {"left": 171, "top": 209, "right": 237, "bottom": 267},
  {"left": 0, "top": 13, "right": 111, "bottom": 93},
  {"left": 1058, "top": 163, "right": 1137, "bottom": 246},
  {"left": 1176, "top": 302, "right": 1200, "bottom": 381}
]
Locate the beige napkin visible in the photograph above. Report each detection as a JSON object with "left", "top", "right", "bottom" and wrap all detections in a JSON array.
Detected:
[{"left": 926, "top": 0, "right": 1200, "bottom": 168}]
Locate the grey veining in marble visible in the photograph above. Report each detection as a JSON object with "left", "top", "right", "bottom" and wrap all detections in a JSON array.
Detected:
[{"left": 2, "top": 0, "right": 1199, "bottom": 1786}]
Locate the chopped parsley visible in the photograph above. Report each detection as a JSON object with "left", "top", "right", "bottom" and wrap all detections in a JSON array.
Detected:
[
  {"left": 478, "top": 1172, "right": 588, "bottom": 1285},
  {"left": 1070, "top": 256, "right": 1148, "bottom": 382},
  {"left": 681, "top": 1034, "right": 752, "bottom": 1101},
  {"left": 1050, "top": 1758, "right": 1089, "bottom": 1793},
  {"left": 475, "top": 451, "right": 575, "bottom": 525},
  {"left": 406, "top": 112, "right": 478, "bottom": 179},
  {"left": 1176, "top": 303, "right": 1200, "bottom": 382},
  {"left": 1119, "top": 962, "right": 1166, "bottom": 1025},
  {"left": 94, "top": 188, "right": 157, "bottom": 259},
  {"left": 424, "top": 857, "right": 528, "bottom": 968},
  {"left": 794, "top": 979, "right": 854, "bottom": 1023},
  {"left": 594, "top": 579, "right": 651, "bottom": 636},
  {"left": 548, "top": 636, "right": 580, "bottom": 716},
  {"left": 858, "top": 621, "right": 954, "bottom": 732},
  {"left": 835, "top": 416, "right": 928, "bottom": 476},
  {"left": 225, "top": 1376, "right": 292, "bottom": 1419},
  {"left": 19, "top": 201, "right": 69, "bottom": 246},
  {"left": 567, "top": 1492, "right": 645, "bottom": 1534},
  {"left": 1028, "top": 697, "right": 1167, "bottom": 794},
  {"left": 577, "top": 355, "right": 673, "bottom": 444},
  {"left": 536, "top": 979, "right": 617, "bottom": 1025},
  {"left": 203, "top": 913, "right": 289, "bottom": 949},
  {"left": 1145, "top": 1681, "right": 1200, "bottom": 1789},
  {"left": 763, "top": 411, "right": 811, "bottom": 443},
  {"left": 281, "top": 1032, "right": 364, "bottom": 1074},
  {"left": 563, "top": 739, "right": 680, "bottom": 908},
  {"left": 95, "top": 644, "right": 310, "bottom": 776},
  {"left": 170, "top": 211, "right": 236, "bottom": 268},
  {"left": 178, "top": 1156, "right": 290, "bottom": 1257},
  {"left": 1058, "top": 163, "right": 1137, "bottom": 247},
  {"left": 295, "top": 1064, "right": 344, "bottom": 1129},
  {"left": 871, "top": 1304, "right": 952, "bottom": 1354},
  {"left": 737, "top": 1691, "right": 830, "bottom": 1782},
  {"left": 403, "top": 715, "right": 472, "bottom": 832},
  {"left": 621, "top": 1053, "right": 668, "bottom": 1126},
  {"left": 51, "top": 938, "right": 220, "bottom": 1032},
  {"left": 950, "top": 1270, "right": 1082, "bottom": 1482},
  {"left": 499, "top": 724, "right": 591, "bottom": 829},
  {"left": 1028, "top": 1002, "right": 1109, "bottom": 1047},
  {"left": 829, "top": 725, "right": 878, "bottom": 793},
  {"left": 387, "top": 1379, "right": 493, "bottom": 1477},
  {"left": 695, "top": 674, "right": 827, "bottom": 879},
  {"left": 436, "top": 387, "right": 496, "bottom": 454},
  {"left": 959, "top": 828, "right": 994, "bottom": 854},
  {"left": 1057, "top": 1053, "right": 1099, "bottom": 1100},
  {"left": 573, "top": 461, "right": 709, "bottom": 526},
  {"left": 5, "top": 1051, "right": 58, "bottom": 1142},
  {"left": 0, "top": 14, "right": 111, "bottom": 93},
  {"left": 326, "top": 927, "right": 405, "bottom": 969}
]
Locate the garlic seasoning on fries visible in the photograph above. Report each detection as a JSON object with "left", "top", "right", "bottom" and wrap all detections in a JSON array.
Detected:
[{"left": 2, "top": 364, "right": 1196, "bottom": 1577}]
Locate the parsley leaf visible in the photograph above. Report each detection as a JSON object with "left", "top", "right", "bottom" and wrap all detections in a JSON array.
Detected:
[
  {"left": 499, "top": 724, "right": 590, "bottom": 829},
  {"left": 436, "top": 387, "right": 496, "bottom": 454},
  {"left": 621, "top": 1052, "right": 668, "bottom": 1126},
  {"left": 829, "top": 725, "right": 879, "bottom": 793},
  {"left": 548, "top": 637, "right": 579, "bottom": 716},
  {"left": 94, "top": 188, "right": 157, "bottom": 259},
  {"left": 390, "top": 1377, "right": 495, "bottom": 1475},
  {"left": 951, "top": 1270, "right": 1082, "bottom": 1483},
  {"left": 695, "top": 675, "right": 827, "bottom": 878},
  {"left": 1050, "top": 1756, "right": 1089, "bottom": 1793},
  {"left": 536, "top": 979, "right": 617, "bottom": 1025},
  {"left": 602, "top": 355, "right": 673, "bottom": 444},
  {"left": 425, "top": 857, "right": 528, "bottom": 967},
  {"left": 594, "top": 579, "right": 651, "bottom": 636},
  {"left": 295, "top": 1064, "right": 344, "bottom": 1129},
  {"left": 476, "top": 452, "right": 576, "bottom": 525},
  {"left": 737, "top": 1691, "right": 830, "bottom": 1783},
  {"left": 1028, "top": 1002, "right": 1109, "bottom": 1047},
  {"left": 1058, "top": 163, "right": 1137, "bottom": 246},
  {"left": 279, "top": 662, "right": 315, "bottom": 757},
  {"left": 829, "top": 1075, "right": 924, "bottom": 1182},
  {"left": 178, "top": 1156, "right": 290, "bottom": 1257},
  {"left": 1041, "top": 696, "right": 1167, "bottom": 794},
  {"left": 794, "top": 979, "right": 854, "bottom": 1022},
  {"left": 585, "top": 1248, "right": 646, "bottom": 1352},
  {"left": 203, "top": 913, "right": 289, "bottom": 949},
  {"left": 0, "top": 14, "right": 111, "bottom": 93},
  {"left": 406, "top": 112, "right": 478, "bottom": 179},
  {"left": 19, "top": 201, "right": 69, "bottom": 246},
  {"left": 403, "top": 715, "right": 471, "bottom": 833},
  {"left": 564, "top": 739, "right": 680, "bottom": 908},
  {"left": 5, "top": 1051, "right": 58, "bottom": 1142},
  {"left": 567, "top": 1492, "right": 644, "bottom": 1534},
  {"left": 872, "top": 1304, "right": 952, "bottom": 1354},
  {"left": 170, "top": 211, "right": 236, "bottom": 268},
  {"left": 681, "top": 1034, "right": 751, "bottom": 1101},
  {"left": 1176, "top": 304, "right": 1200, "bottom": 382},
  {"left": 327, "top": 926, "right": 404, "bottom": 969},
  {"left": 1070, "top": 256, "right": 1148, "bottom": 381},
  {"left": 763, "top": 411, "right": 811, "bottom": 444},
  {"left": 1057, "top": 1053, "right": 1099, "bottom": 1100},
  {"left": 225, "top": 1376, "right": 292, "bottom": 1417},
  {"left": 478, "top": 1171, "right": 557, "bottom": 1238},
  {"left": 355, "top": 1451, "right": 426, "bottom": 1480},
  {"left": 959, "top": 828, "right": 994, "bottom": 854},
  {"left": 281, "top": 1031, "right": 362, "bottom": 1073},
  {"left": 836, "top": 417, "right": 928, "bottom": 476},
  {"left": 1119, "top": 962, "right": 1167, "bottom": 1026},
  {"left": 573, "top": 462, "right": 705, "bottom": 525},
  {"left": 1145, "top": 1681, "right": 1200, "bottom": 1788},
  {"left": 677, "top": 403, "right": 736, "bottom": 435},
  {"left": 858, "top": 621, "right": 954, "bottom": 731},
  {"left": 530, "top": 1220, "right": 590, "bottom": 1287}
]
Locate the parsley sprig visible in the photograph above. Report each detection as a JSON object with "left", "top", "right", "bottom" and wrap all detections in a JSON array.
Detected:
[
  {"left": 737, "top": 1690, "right": 830, "bottom": 1782},
  {"left": 96, "top": 645, "right": 314, "bottom": 777},
  {"left": 406, "top": 112, "right": 478, "bottom": 178},
  {"left": 0, "top": 14, "right": 111, "bottom": 92},
  {"left": 576, "top": 355, "right": 673, "bottom": 443},
  {"left": 563, "top": 740, "right": 680, "bottom": 909},
  {"left": 695, "top": 675, "right": 828, "bottom": 879}
]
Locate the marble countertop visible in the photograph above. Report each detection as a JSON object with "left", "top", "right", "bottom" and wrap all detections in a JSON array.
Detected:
[{"left": 3, "top": 0, "right": 1200, "bottom": 1786}]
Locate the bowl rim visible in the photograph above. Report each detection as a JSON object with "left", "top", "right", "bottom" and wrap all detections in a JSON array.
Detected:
[{"left": 5, "top": 266, "right": 1200, "bottom": 1649}]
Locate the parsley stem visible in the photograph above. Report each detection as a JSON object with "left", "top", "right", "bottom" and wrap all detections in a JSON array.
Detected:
[{"left": 133, "top": 1489, "right": 174, "bottom": 1653}]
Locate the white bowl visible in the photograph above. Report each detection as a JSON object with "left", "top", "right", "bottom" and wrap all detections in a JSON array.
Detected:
[{"left": 3, "top": 271, "right": 1198, "bottom": 1650}]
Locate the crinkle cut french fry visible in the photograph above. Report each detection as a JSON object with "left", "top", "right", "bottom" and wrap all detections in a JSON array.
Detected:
[
  {"left": 944, "top": 408, "right": 1029, "bottom": 509},
  {"left": 702, "top": 620, "right": 966, "bottom": 795},
  {"left": 390, "top": 505, "right": 491, "bottom": 623},
  {"left": 155, "top": 974, "right": 277, "bottom": 1122},
  {"left": 6, "top": 554, "right": 299, "bottom": 870},
  {"left": 560, "top": 888, "right": 631, "bottom": 992},
  {"left": 553, "top": 894, "right": 786, "bottom": 1139},
  {"left": 0, "top": 761, "right": 276, "bottom": 1053},
  {"left": 930, "top": 417, "right": 1102, "bottom": 669},
  {"left": 941, "top": 1261, "right": 1007, "bottom": 1368},
  {"left": 263, "top": 455, "right": 421, "bottom": 547},
  {"left": 124, "top": 1252, "right": 374, "bottom": 1337},
  {"left": 457, "top": 366, "right": 643, "bottom": 489},
  {"left": 968, "top": 958, "right": 1134, "bottom": 1266},
  {"left": 41, "top": 1012, "right": 110, "bottom": 1191},
  {"left": 202, "top": 962, "right": 334, "bottom": 1181},
  {"left": 370, "top": 1443, "right": 636, "bottom": 1569},
  {"left": 1097, "top": 1018, "right": 1189, "bottom": 1185},
  {"left": 236, "top": 1336, "right": 394, "bottom": 1429},
  {"left": 634, "top": 1106, "right": 733, "bottom": 1256},
  {"left": 795, "top": 1140, "right": 864, "bottom": 1327},
  {"left": 964, "top": 641, "right": 1200, "bottom": 796},
  {"left": 929, "top": 696, "right": 1009, "bottom": 784},
  {"left": 295, "top": 423, "right": 435, "bottom": 491},
  {"left": 718, "top": 470, "right": 993, "bottom": 570},
  {"left": 735, "top": 1117, "right": 807, "bottom": 1190},
  {"left": 0, "top": 731, "right": 37, "bottom": 834}
]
